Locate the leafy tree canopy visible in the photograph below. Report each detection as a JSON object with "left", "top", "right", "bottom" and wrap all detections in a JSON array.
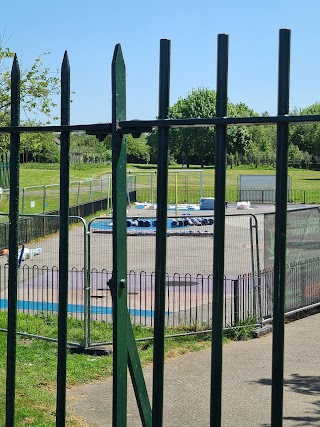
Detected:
[
  {"left": 289, "top": 102, "right": 320, "bottom": 156},
  {"left": 126, "top": 134, "right": 150, "bottom": 164},
  {"left": 147, "top": 88, "right": 254, "bottom": 166},
  {"left": 0, "top": 44, "right": 59, "bottom": 158},
  {"left": 70, "top": 133, "right": 111, "bottom": 164}
]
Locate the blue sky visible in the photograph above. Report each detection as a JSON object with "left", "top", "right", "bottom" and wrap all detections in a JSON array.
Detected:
[{"left": 2, "top": 0, "right": 320, "bottom": 124}]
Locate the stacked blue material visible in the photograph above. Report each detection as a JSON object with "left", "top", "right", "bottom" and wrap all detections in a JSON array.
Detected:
[{"left": 200, "top": 197, "right": 215, "bottom": 210}]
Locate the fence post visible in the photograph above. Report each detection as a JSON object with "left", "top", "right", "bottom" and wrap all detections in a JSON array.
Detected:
[
  {"left": 185, "top": 175, "right": 188, "bottom": 202},
  {"left": 56, "top": 51, "right": 71, "bottom": 427},
  {"left": 111, "top": 44, "right": 128, "bottom": 427},
  {"left": 43, "top": 185, "right": 47, "bottom": 213},
  {"left": 152, "top": 38, "right": 171, "bottom": 427},
  {"left": 175, "top": 173, "right": 178, "bottom": 215},
  {"left": 21, "top": 187, "right": 25, "bottom": 214},
  {"left": 252, "top": 215, "right": 263, "bottom": 325},
  {"left": 89, "top": 179, "right": 92, "bottom": 202},
  {"left": 82, "top": 218, "right": 90, "bottom": 348},
  {"left": 211, "top": 33, "right": 229, "bottom": 427},
  {"left": 271, "top": 29, "right": 291, "bottom": 427},
  {"left": 107, "top": 174, "right": 111, "bottom": 213},
  {"left": 77, "top": 181, "right": 81, "bottom": 205},
  {"left": 300, "top": 261, "right": 306, "bottom": 308},
  {"left": 151, "top": 172, "right": 154, "bottom": 204},
  {"left": 6, "top": 53, "right": 20, "bottom": 427}
]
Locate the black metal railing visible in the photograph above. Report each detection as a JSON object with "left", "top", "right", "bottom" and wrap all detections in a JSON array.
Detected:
[{"left": 0, "top": 261, "right": 319, "bottom": 341}]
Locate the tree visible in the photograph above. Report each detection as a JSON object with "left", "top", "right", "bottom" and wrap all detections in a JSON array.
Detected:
[
  {"left": 70, "top": 133, "right": 111, "bottom": 164},
  {"left": 126, "top": 134, "right": 150, "bottom": 164},
  {"left": 20, "top": 121, "right": 60, "bottom": 163},
  {"left": 246, "top": 120, "right": 277, "bottom": 167},
  {"left": 169, "top": 88, "right": 216, "bottom": 167},
  {"left": 289, "top": 103, "right": 320, "bottom": 157},
  {"left": 147, "top": 88, "right": 254, "bottom": 167},
  {"left": 226, "top": 103, "right": 255, "bottom": 159},
  {"left": 0, "top": 44, "right": 59, "bottom": 154},
  {"left": 146, "top": 128, "right": 177, "bottom": 164},
  {"left": 147, "top": 88, "right": 216, "bottom": 167}
]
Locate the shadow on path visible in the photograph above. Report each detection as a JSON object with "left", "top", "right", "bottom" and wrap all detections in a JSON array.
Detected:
[{"left": 255, "top": 374, "right": 320, "bottom": 426}]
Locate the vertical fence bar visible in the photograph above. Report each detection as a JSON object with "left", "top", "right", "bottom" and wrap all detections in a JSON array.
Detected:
[
  {"left": 111, "top": 44, "right": 128, "bottom": 427},
  {"left": 43, "top": 185, "right": 47, "bottom": 213},
  {"left": 107, "top": 175, "right": 111, "bottom": 213},
  {"left": 210, "top": 33, "right": 228, "bottom": 427},
  {"left": 271, "top": 29, "right": 291, "bottom": 427},
  {"left": 151, "top": 172, "right": 154, "bottom": 204},
  {"left": 185, "top": 175, "right": 188, "bottom": 202},
  {"left": 77, "top": 181, "right": 81, "bottom": 205},
  {"left": 56, "top": 51, "right": 70, "bottom": 427},
  {"left": 82, "top": 218, "right": 90, "bottom": 348},
  {"left": 233, "top": 279, "right": 239, "bottom": 324},
  {"left": 175, "top": 173, "right": 178, "bottom": 215},
  {"left": 152, "top": 38, "right": 171, "bottom": 427},
  {"left": 249, "top": 217, "right": 257, "bottom": 315},
  {"left": 5, "top": 54, "right": 20, "bottom": 427},
  {"left": 252, "top": 215, "right": 263, "bottom": 324},
  {"left": 21, "top": 187, "right": 25, "bottom": 214}
]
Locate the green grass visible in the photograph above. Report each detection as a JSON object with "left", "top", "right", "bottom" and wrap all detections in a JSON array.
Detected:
[
  {"left": 133, "top": 165, "right": 320, "bottom": 204},
  {"left": 17, "top": 163, "right": 320, "bottom": 191},
  {"left": 1, "top": 163, "right": 320, "bottom": 214},
  {"left": 224, "top": 317, "right": 257, "bottom": 341},
  {"left": 0, "top": 313, "right": 212, "bottom": 426},
  {"left": 20, "top": 162, "right": 112, "bottom": 185}
]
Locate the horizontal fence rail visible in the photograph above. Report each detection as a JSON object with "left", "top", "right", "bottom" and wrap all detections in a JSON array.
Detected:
[{"left": 5, "top": 112, "right": 320, "bottom": 135}]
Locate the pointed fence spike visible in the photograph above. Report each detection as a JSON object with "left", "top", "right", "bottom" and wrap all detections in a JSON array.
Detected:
[{"left": 61, "top": 51, "right": 70, "bottom": 126}]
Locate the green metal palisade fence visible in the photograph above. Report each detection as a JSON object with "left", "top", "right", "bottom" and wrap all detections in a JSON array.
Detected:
[{"left": 1, "top": 28, "right": 319, "bottom": 426}]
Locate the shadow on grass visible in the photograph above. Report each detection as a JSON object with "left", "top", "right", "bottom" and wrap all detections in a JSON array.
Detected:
[{"left": 256, "top": 374, "right": 320, "bottom": 426}]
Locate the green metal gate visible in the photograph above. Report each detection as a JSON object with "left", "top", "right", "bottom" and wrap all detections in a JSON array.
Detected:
[{"left": 2, "top": 28, "right": 319, "bottom": 426}]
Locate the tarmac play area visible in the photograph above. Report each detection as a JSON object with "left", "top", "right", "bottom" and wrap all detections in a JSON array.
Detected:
[{"left": 0, "top": 202, "right": 317, "bottom": 325}]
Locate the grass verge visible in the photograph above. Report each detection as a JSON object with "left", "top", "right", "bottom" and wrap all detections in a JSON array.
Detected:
[
  {"left": 223, "top": 316, "right": 257, "bottom": 341},
  {"left": 0, "top": 313, "right": 213, "bottom": 426}
]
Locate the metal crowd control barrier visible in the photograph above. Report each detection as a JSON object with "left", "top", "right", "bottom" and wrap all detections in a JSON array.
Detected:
[{"left": 2, "top": 28, "right": 320, "bottom": 426}]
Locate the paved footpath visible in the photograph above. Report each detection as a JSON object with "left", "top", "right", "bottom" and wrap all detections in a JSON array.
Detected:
[{"left": 67, "top": 313, "right": 320, "bottom": 426}]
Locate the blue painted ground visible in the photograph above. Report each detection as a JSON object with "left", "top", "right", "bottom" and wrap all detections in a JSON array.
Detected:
[{"left": 0, "top": 299, "right": 155, "bottom": 317}]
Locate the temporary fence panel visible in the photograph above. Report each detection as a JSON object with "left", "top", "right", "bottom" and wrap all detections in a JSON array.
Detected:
[
  {"left": 0, "top": 215, "right": 87, "bottom": 343},
  {"left": 264, "top": 206, "right": 320, "bottom": 270},
  {"left": 239, "top": 175, "right": 292, "bottom": 203}
]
